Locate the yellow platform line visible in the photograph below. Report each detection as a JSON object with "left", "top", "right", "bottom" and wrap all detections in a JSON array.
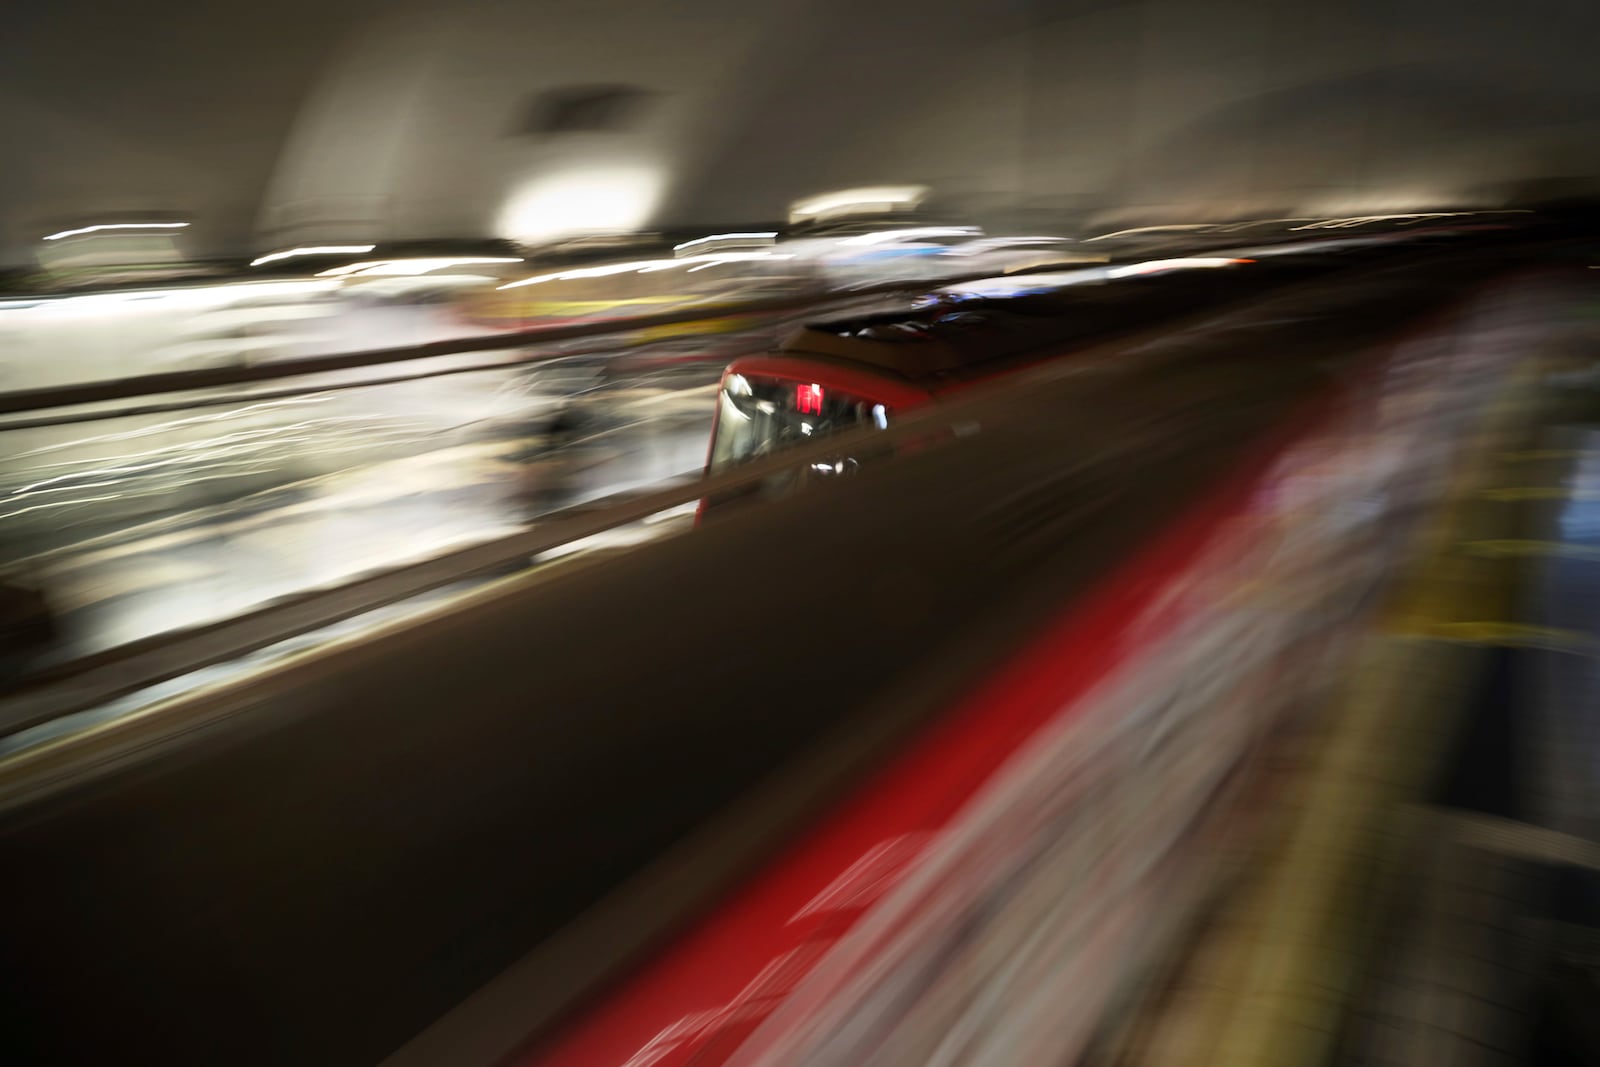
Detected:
[
  {"left": 1498, "top": 449, "right": 1583, "bottom": 461},
  {"left": 1417, "top": 620, "right": 1599, "bottom": 654},
  {"left": 1442, "top": 810, "right": 1600, "bottom": 871},
  {"left": 1113, "top": 363, "right": 1553, "bottom": 1067},
  {"left": 1464, "top": 538, "right": 1600, "bottom": 562},
  {"left": 1480, "top": 486, "right": 1600, "bottom": 502}
]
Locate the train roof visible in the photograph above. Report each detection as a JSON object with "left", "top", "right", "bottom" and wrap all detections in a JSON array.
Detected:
[{"left": 773, "top": 260, "right": 1260, "bottom": 385}]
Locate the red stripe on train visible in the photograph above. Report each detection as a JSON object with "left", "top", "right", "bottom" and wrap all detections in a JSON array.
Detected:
[{"left": 522, "top": 389, "right": 1339, "bottom": 1067}]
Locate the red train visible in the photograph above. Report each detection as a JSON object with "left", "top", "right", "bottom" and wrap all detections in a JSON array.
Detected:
[
  {"left": 513, "top": 254, "right": 1512, "bottom": 1066},
  {"left": 0, "top": 226, "right": 1537, "bottom": 1067},
  {"left": 697, "top": 258, "right": 1261, "bottom": 518}
]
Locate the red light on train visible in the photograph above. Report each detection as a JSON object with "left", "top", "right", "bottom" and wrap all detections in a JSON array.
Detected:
[{"left": 797, "top": 383, "right": 825, "bottom": 415}]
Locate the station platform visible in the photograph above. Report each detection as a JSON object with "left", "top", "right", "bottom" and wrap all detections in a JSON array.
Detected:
[{"left": 1098, "top": 329, "right": 1600, "bottom": 1067}]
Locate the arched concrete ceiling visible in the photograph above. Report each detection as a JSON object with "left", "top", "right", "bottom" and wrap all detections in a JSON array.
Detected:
[
  {"left": 0, "top": 0, "right": 381, "bottom": 266},
  {"left": 5, "top": 0, "right": 1600, "bottom": 267}
]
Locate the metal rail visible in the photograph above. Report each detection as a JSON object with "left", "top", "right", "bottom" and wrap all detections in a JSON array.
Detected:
[
  {"left": 0, "top": 249, "right": 1245, "bottom": 739},
  {"left": 0, "top": 379, "right": 976, "bottom": 737}
]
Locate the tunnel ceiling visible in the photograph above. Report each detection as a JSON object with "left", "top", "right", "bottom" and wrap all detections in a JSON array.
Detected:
[{"left": 5, "top": 0, "right": 1600, "bottom": 267}]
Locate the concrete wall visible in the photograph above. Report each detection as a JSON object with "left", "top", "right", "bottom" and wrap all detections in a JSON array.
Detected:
[
  {"left": 255, "top": 0, "right": 1600, "bottom": 242},
  {"left": 0, "top": 0, "right": 380, "bottom": 268},
  {"left": 5, "top": 0, "right": 1600, "bottom": 267}
]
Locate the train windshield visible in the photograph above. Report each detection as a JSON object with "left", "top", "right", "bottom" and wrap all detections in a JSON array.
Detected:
[{"left": 708, "top": 374, "right": 886, "bottom": 473}]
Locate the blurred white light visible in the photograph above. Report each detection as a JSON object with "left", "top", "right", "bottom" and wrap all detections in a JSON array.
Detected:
[
  {"left": 1290, "top": 213, "right": 1469, "bottom": 231},
  {"left": 497, "top": 168, "right": 661, "bottom": 246},
  {"left": 674, "top": 232, "right": 778, "bottom": 254},
  {"left": 498, "top": 259, "right": 670, "bottom": 290},
  {"left": 687, "top": 251, "right": 789, "bottom": 263},
  {"left": 872, "top": 404, "right": 888, "bottom": 429},
  {"left": 317, "top": 257, "right": 521, "bottom": 278},
  {"left": 1106, "top": 257, "right": 1249, "bottom": 278},
  {"left": 42, "top": 222, "right": 189, "bottom": 242},
  {"left": 499, "top": 251, "right": 792, "bottom": 289},
  {"left": 29, "top": 279, "right": 339, "bottom": 316},
  {"left": 1084, "top": 224, "right": 1214, "bottom": 242},
  {"left": 952, "top": 236, "right": 1071, "bottom": 255},
  {"left": 251, "top": 245, "right": 375, "bottom": 267},
  {"left": 789, "top": 185, "right": 928, "bottom": 225},
  {"left": 839, "top": 227, "right": 980, "bottom": 247}
]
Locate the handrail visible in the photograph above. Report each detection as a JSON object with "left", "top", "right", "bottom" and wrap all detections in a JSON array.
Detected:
[{"left": 0, "top": 367, "right": 986, "bottom": 738}]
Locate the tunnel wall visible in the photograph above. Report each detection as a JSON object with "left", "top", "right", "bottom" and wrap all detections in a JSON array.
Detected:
[
  {"left": 5, "top": 0, "right": 1600, "bottom": 267},
  {"left": 260, "top": 0, "right": 1600, "bottom": 245}
]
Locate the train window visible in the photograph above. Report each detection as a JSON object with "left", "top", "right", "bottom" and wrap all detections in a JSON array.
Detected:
[{"left": 708, "top": 376, "right": 882, "bottom": 474}]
